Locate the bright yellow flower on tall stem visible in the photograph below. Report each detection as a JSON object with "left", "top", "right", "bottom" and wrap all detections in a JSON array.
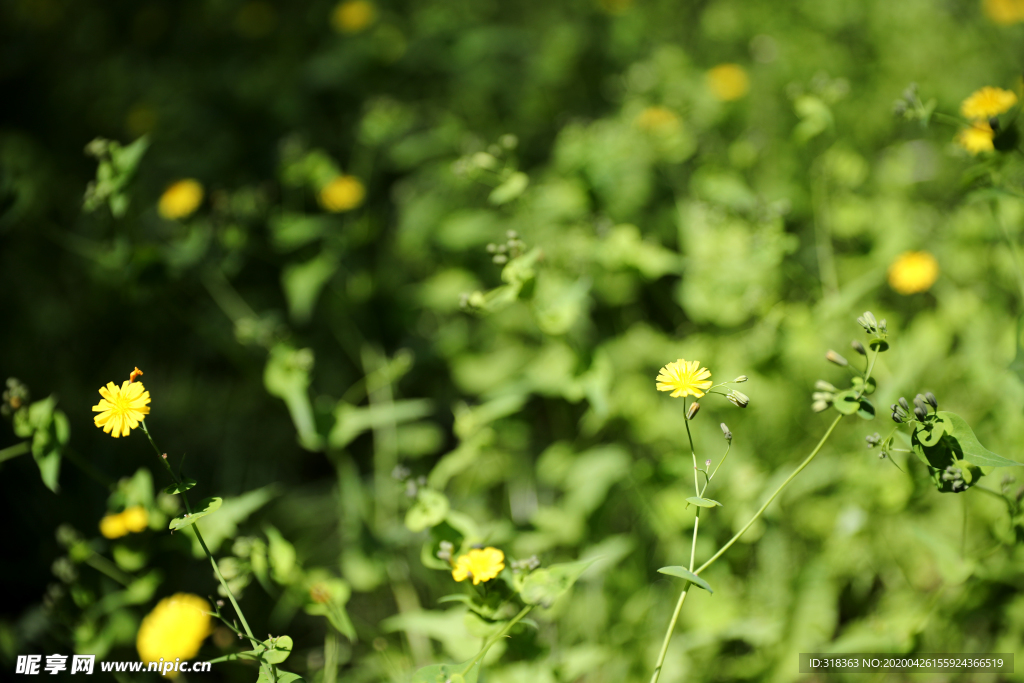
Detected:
[
  {"left": 137, "top": 594, "right": 211, "bottom": 678},
  {"left": 961, "top": 86, "right": 1018, "bottom": 119},
  {"left": 656, "top": 359, "right": 712, "bottom": 399},
  {"left": 888, "top": 251, "right": 939, "bottom": 294},
  {"left": 451, "top": 547, "right": 505, "bottom": 585},
  {"left": 92, "top": 375, "right": 151, "bottom": 438}
]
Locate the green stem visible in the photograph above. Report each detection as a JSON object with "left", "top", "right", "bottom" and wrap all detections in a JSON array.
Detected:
[
  {"left": 0, "top": 441, "right": 30, "bottom": 463},
  {"left": 464, "top": 605, "right": 533, "bottom": 672},
  {"left": 993, "top": 202, "right": 1024, "bottom": 304},
  {"left": 694, "top": 413, "right": 843, "bottom": 576},
  {"left": 139, "top": 421, "right": 260, "bottom": 649}
]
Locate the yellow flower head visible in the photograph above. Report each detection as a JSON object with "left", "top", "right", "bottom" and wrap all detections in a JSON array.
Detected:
[
  {"left": 92, "top": 374, "right": 151, "bottom": 438},
  {"left": 656, "top": 359, "right": 713, "bottom": 399},
  {"left": 99, "top": 505, "right": 149, "bottom": 539},
  {"left": 451, "top": 547, "right": 505, "bottom": 585},
  {"left": 331, "top": 0, "right": 376, "bottom": 34},
  {"left": 955, "top": 121, "right": 995, "bottom": 155},
  {"left": 707, "top": 64, "right": 750, "bottom": 102},
  {"left": 635, "top": 106, "right": 681, "bottom": 133},
  {"left": 983, "top": 0, "right": 1024, "bottom": 25},
  {"left": 961, "top": 86, "right": 1018, "bottom": 119},
  {"left": 888, "top": 251, "right": 939, "bottom": 295},
  {"left": 158, "top": 179, "right": 204, "bottom": 220},
  {"left": 319, "top": 175, "right": 366, "bottom": 212},
  {"left": 137, "top": 594, "right": 211, "bottom": 677}
]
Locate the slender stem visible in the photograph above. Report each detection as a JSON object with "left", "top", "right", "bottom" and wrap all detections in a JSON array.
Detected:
[
  {"left": 464, "top": 605, "right": 533, "bottom": 672},
  {"left": 812, "top": 170, "right": 840, "bottom": 300},
  {"left": 139, "top": 421, "right": 259, "bottom": 648},
  {"left": 993, "top": 202, "right": 1024, "bottom": 303},
  {"left": 650, "top": 406, "right": 704, "bottom": 683},
  {"left": 0, "top": 441, "right": 30, "bottom": 463},
  {"left": 694, "top": 413, "right": 844, "bottom": 576}
]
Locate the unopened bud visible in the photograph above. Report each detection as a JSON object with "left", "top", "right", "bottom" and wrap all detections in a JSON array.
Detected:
[
  {"left": 826, "top": 350, "right": 848, "bottom": 366},
  {"left": 814, "top": 380, "right": 837, "bottom": 392},
  {"left": 898, "top": 397, "right": 909, "bottom": 412},
  {"left": 720, "top": 423, "right": 732, "bottom": 441},
  {"left": 812, "top": 391, "right": 833, "bottom": 402},
  {"left": 879, "top": 451, "right": 887, "bottom": 459},
  {"left": 686, "top": 402, "right": 700, "bottom": 420},
  {"left": 812, "top": 400, "right": 830, "bottom": 413},
  {"left": 924, "top": 392, "right": 937, "bottom": 409},
  {"left": 733, "top": 375, "right": 748, "bottom": 383},
  {"left": 914, "top": 405, "right": 927, "bottom": 421},
  {"left": 879, "top": 319, "right": 887, "bottom": 333},
  {"left": 850, "top": 340, "right": 866, "bottom": 356},
  {"left": 727, "top": 390, "right": 749, "bottom": 408},
  {"left": 705, "top": 459, "right": 711, "bottom": 468}
]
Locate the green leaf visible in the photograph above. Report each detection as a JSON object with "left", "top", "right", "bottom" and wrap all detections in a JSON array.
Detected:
[
  {"left": 281, "top": 251, "right": 339, "bottom": 325},
  {"left": 264, "top": 344, "right": 322, "bottom": 451},
  {"left": 329, "top": 399, "right": 433, "bottom": 449},
  {"left": 657, "top": 566, "right": 713, "bottom": 594},
  {"left": 851, "top": 376, "right": 876, "bottom": 395},
  {"left": 266, "top": 525, "right": 298, "bottom": 584},
  {"left": 405, "top": 489, "right": 450, "bottom": 532},
  {"left": 168, "top": 497, "right": 221, "bottom": 530},
  {"left": 259, "top": 635, "right": 293, "bottom": 664},
  {"left": 685, "top": 497, "right": 721, "bottom": 508},
  {"left": 914, "top": 417, "right": 947, "bottom": 447},
  {"left": 939, "top": 411, "right": 1023, "bottom": 468},
  {"left": 869, "top": 338, "right": 889, "bottom": 352},
  {"left": 856, "top": 398, "right": 875, "bottom": 420},
  {"left": 520, "top": 559, "right": 595, "bottom": 608},
  {"left": 831, "top": 389, "right": 860, "bottom": 415},
  {"left": 488, "top": 172, "right": 529, "bottom": 205},
  {"left": 164, "top": 478, "right": 197, "bottom": 494},
  {"left": 256, "top": 668, "right": 304, "bottom": 683}
]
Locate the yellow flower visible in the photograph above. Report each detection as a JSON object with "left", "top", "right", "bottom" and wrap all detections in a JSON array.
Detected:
[
  {"left": 319, "top": 175, "right": 366, "bottom": 212},
  {"left": 92, "top": 377, "right": 151, "bottom": 438},
  {"left": 707, "top": 64, "right": 750, "bottom": 102},
  {"left": 888, "top": 251, "right": 939, "bottom": 295},
  {"left": 955, "top": 121, "right": 995, "bottom": 155},
  {"left": 99, "top": 506, "right": 149, "bottom": 539},
  {"left": 158, "top": 179, "right": 204, "bottom": 220},
  {"left": 331, "top": 0, "right": 376, "bottom": 34},
  {"left": 635, "top": 106, "right": 681, "bottom": 133},
  {"left": 656, "top": 359, "right": 713, "bottom": 399},
  {"left": 983, "top": 0, "right": 1024, "bottom": 25},
  {"left": 137, "top": 594, "right": 211, "bottom": 677},
  {"left": 451, "top": 547, "right": 505, "bottom": 585},
  {"left": 961, "top": 86, "right": 1018, "bottom": 119}
]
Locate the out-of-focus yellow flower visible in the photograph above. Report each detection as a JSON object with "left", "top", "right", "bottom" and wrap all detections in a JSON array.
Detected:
[
  {"left": 598, "top": 0, "right": 634, "bottom": 14},
  {"left": 319, "top": 175, "right": 366, "bottom": 212},
  {"left": 331, "top": 0, "right": 376, "bottom": 34},
  {"left": 656, "top": 360, "right": 713, "bottom": 399},
  {"left": 635, "top": 106, "right": 681, "bottom": 133},
  {"left": 707, "top": 64, "right": 750, "bottom": 102},
  {"left": 99, "top": 506, "right": 149, "bottom": 539},
  {"left": 983, "top": 0, "right": 1024, "bottom": 25},
  {"left": 955, "top": 121, "right": 995, "bottom": 154},
  {"left": 92, "top": 376, "right": 151, "bottom": 438},
  {"left": 961, "top": 86, "right": 1018, "bottom": 119},
  {"left": 137, "top": 594, "right": 211, "bottom": 677},
  {"left": 888, "top": 251, "right": 939, "bottom": 294},
  {"left": 158, "top": 179, "right": 204, "bottom": 220},
  {"left": 452, "top": 547, "right": 505, "bottom": 585}
]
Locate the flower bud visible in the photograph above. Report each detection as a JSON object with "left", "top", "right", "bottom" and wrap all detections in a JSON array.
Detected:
[
  {"left": 879, "top": 318, "right": 887, "bottom": 333},
  {"left": 850, "top": 340, "right": 866, "bottom": 356},
  {"left": 826, "top": 350, "right": 848, "bottom": 366},
  {"left": 812, "top": 400, "right": 830, "bottom": 413},
  {"left": 914, "top": 405, "right": 927, "bottom": 421},
  {"left": 898, "top": 397, "right": 909, "bottom": 412},
  {"left": 878, "top": 451, "right": 887, "bottom": 459},
  {"left": 727, "top": 390, "right": 750, "bottom": 408},
  {"left": 705, "top": 459, "right": 711, "bottom": 468},
  {"left": 812, "top": 392, "right": 833, "bottom": 402},
  {"left": 686, "top": 402, "right": 700, "bottom": 420},
  {"left": 720, "top": 423, "right": 732, "bottom": 441},
  {"left": 924, "top": 392, "right": 937, "bottom": 408},
  {"left": 865, "top": 432, "right": 881, "bottom": 447},
  {"left": 733, "top": 375, "right": 748, "bottom": 383},
  {"left": 814, "top": 380, "right": 837, "bottom": 392}
]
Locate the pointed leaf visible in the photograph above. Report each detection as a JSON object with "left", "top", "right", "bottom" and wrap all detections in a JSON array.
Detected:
[
  {"left": 939, "top": 411, "right": 1023, "bottom": 467},
  {"left": 164, "top": 478, "right": 197, "bottom": 495},
  {"left": 685, "top": 497, "right": 721, "bottom": 508},
  {"left": 168, "top": 497, "right": 222, "bottom": 531},
  {"left": 657, "top": 566, "right": 713, "bottom": 594}
]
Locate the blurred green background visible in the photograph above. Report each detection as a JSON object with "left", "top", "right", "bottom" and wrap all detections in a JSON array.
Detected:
[{"left": 4, "top": 0, "right": 1024, "bottom": 681}]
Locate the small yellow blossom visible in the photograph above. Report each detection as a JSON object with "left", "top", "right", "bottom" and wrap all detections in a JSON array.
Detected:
[
  {"left": 452, "top": 547, "right": 505, "bottom": 585},
  {"left": 656, "top": 359, "right": 713, "bottom": 399},
  {"left": 99, "top": 506, "right": 149, "bottom": 539},
  {"left": 888, "top": 251, "right": 939, "bottom": 295},
  {"left": 983, "top": 0, "right": 1024, "bottom": 25},
  {"left": 961, "top": 86, "right": 1018, "bottom": 119},
  {"left": 137, "top": 594, "right": 211, "bottom": 678},
  {"left": 707, "top": 64, "right": 750, "bottom": 102},
  {"left": 158, "top": 179, "right": 204, "bottom": 220},
  {"left": 319, "top": 175, "right": 366, "bottom": 212},
  {"left": 635, "top": 106, "right": 681, "bottom": 133},
  {"left": 331, "top": 0, "right": 376, "bottom": 34},
  {"left": 955, "top": 121, "right": 995, "bottom": 155},
  {"left": 92, "top": 376, "right": 151, "bottom": 438}
]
